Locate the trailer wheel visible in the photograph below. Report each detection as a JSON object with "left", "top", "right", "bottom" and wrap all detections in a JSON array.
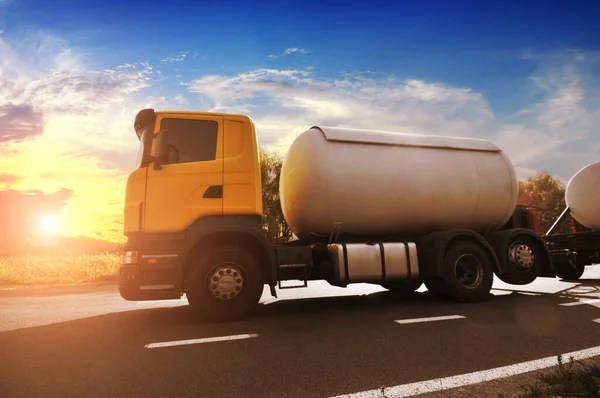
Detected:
[
  {"left": 186, "top": 245, "right": 264, "bottom": 322},
  {"left": 424, "top": 277, "right": 448, "bottom": 297},
  {"left": 554, "top": 261, "right": 585, "bottom": 281},
  {"left": 496, "top": 235, "right": 542, "bottom": 285},
  {"left": 383, "top": 279, "right": 423, "bottom": 295},
  {"left": 442, "top": 240, "right": 494, "bottom": 302}
]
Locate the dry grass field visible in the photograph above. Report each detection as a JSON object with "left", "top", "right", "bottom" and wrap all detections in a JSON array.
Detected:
[{"left": 0, "top": 251, "right": 121, "bottom": 286}]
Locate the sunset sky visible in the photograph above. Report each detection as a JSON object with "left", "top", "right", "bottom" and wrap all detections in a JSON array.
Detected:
[{"left": 1, "top": 0, "right": 599, "bottom": 244}]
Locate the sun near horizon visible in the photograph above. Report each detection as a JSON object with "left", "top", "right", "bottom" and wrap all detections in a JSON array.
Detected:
[{"left": 38, "top": 214, "right": 59, "bottom": 236}]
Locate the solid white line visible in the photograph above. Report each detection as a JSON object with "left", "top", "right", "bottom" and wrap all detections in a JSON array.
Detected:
[
  {"left": 560, "top": 298, "right": 600, "bottom": 307},
  {"left": 329, "top": 344, "right": 600, "bottom": 398},
  {"left": 394, "top": 315, "right": 465, "bottom": 325},
  {"left": 145, "top": 333, "right": 259, "bottom": 349}
]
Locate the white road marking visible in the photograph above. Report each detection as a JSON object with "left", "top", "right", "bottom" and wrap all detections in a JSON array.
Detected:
[
  {"left": 145, "top": 333, "right": 259, "bottom": 349},
  {"left": 559, "top": 298, "right": 600, "bottom": 307},
  {"left": 394, "top": 315, "right": 465, "bottom": 325},
  {"left": 330, "top": 344, "right": 600, "bottom": 398},
  {"left": 594, "top": 319, "right": 600, "bottom": 324}
]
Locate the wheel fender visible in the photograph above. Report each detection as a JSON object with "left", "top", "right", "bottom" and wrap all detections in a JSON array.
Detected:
[
  {"left": 418, "top": 229, "right": 500, "bottom": 278},
  {"left": 486, "top": 228, "right": 553, "bottom": 276},
  {"left": 180, "top": 218, "right": 278, "bottom": 297}
]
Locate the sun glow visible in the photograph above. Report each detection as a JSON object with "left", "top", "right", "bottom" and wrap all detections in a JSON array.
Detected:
[{"left": 39, "top": 215, "right": 60, "bottom": 235}]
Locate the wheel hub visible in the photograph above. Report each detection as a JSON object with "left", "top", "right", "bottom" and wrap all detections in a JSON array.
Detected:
[
  {"left": 509, "top": 242, "right": 535, "bottom": 271},
  {"left": 208, "top": 264, "right": 244, "bottom": 300},
  {"left": 454, "top": 254, "right": 483, "bottom": 289}
]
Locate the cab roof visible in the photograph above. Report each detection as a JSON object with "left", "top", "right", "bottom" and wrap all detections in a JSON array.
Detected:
[{"left": 154, "top": 110, "right": 253, "bottom": 120}]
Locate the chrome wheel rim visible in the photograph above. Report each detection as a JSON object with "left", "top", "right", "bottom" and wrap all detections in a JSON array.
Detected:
[
  {"left": 509, "top": 242, "right": 535, "bottom": 271},
  {"left": 207, "top": 263, "right": 244, "bottom": 300}
]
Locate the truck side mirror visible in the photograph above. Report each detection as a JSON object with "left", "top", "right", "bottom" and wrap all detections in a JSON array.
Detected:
[{"left": 154, "top": 129, "right": 170, "bottom": 170}]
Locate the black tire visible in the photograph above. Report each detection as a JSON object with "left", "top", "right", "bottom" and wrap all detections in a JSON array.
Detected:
[
  {"left": 442, "top": 240, "right": 494, "bottom": 302},
  {"left": 424, "top": 277, "right": 448, "bottom": 297},
  {"left": 496, "top": 234, "right": 542, "bottom": 285},
  {"left": 185, "top": 245, "right": 264, "bottom": 322},
  {"left": 382, "top": 279, "right": 423, "bottom": 295},
  {"left": 555, "top": 261, "right": 585, "bottom": 281}
]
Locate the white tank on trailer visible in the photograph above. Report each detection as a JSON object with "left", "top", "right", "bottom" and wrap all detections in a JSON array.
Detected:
[
  {"left": 565, "top": 161, "right": 600, "bottom": 230},
  {"left": 279, "top": 126, "right": 519, "bottom": 240}
]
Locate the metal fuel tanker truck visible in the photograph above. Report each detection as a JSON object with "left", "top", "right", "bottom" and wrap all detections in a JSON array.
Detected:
[
  {"left": 119, "top": 108, "right": 553, "bottom": 321},
  {"left": 544, "top": 162, "right": 600, "bottom": 280}
]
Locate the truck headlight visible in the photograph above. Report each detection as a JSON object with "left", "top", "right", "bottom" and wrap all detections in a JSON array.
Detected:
[{"left": 122, "top": 251, "right": 139, "bottom": 265}]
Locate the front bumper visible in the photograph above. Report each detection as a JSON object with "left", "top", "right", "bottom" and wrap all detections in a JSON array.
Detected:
[{"left": 119, "top": 251, "right": 182, "bottom": 301}]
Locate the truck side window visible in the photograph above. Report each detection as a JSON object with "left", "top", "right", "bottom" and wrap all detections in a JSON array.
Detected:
[{"left": 159, "top": 118, "right": 218, "bottom": 164}]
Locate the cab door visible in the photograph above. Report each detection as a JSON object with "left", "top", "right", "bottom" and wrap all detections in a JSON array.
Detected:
[{"left": 144, "top": 114, "right": 224, "bottom": 233}]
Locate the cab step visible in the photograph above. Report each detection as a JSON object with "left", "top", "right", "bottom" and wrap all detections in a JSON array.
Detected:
[{"left": 277, "top": 263, "right": 309, "bottom": 289}]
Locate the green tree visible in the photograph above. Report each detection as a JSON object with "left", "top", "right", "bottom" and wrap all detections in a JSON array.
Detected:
[
  {"left": 518, "top": 172, "right": 568, "bottom": 234},
  {"left": 259, "top": 149, "right": 293, "bottom": 244}
]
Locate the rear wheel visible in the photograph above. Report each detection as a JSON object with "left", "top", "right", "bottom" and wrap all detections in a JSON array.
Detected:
[
  {"left": 424, "top": 277, "right": 448, "bottom": 297},
  {"left": 442, "top": 240, "right": 494, "bottom": 302},
  {"left": 496, "top": 234, "right": 542, "bottom": 285},
  {"left": 186, "top": 245, "right": 264, "bottom": 322},
  {"left": 555, "top": 260, "right": 585, "bottom": 281}
]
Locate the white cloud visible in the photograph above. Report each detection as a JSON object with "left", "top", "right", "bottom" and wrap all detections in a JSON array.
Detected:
[
  {"left": 185, "top": 52, "right": 600, "bottom": 182},
  {"left": 494, "top": 52, "right": 600, "bottom": 180},
  {"left": 161, "top": 51, "right": 190, "bottom": 63},
  {"left": 186, "top": 68, "right": 494, "bottom": 151},
  {"left": 1, "top": 33, "right": 154, "bottom": 107},
  {"left": 268, "top": 47, "right": 312, "bottom": 59},
  {"left": 0, "top": 31, "right": 158, "bottom": 146}
]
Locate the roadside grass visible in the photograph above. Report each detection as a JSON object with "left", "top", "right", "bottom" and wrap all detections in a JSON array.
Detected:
[
  {"left": 518, "top": 354, "right": 600, "bottom": 397},
  {"left": 0, "top": 251, "right": 122, "bottom": 287},
  {"left": 377, "top": 354, "right": 600, "bottom": 397}
]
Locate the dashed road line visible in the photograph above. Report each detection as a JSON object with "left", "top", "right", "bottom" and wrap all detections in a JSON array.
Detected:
[
  {"left": 559, "top": 298, "right": 600, "bottom": 307},
  {"left": 394, "top": 315, "right": 465, "bottom": 325},
  {"left": 145, "top": 333, "right": 259, "bottom": 349},
  {"left": 330, "top": 344, "right": 600, "bottom": 398},
  {"left": 594, "top": 319, "right": 600, "bottom": 324}
]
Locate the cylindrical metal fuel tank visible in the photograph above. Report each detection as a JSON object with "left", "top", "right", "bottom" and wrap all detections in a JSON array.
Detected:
[
  {"left": 279, "top": 126, "right": 519, "bottom": 240},
  {"left": 565, "top": 162, "right": 600, "bottom": 230}
]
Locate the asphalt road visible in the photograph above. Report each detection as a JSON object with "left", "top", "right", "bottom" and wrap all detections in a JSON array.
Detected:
[{"left": 2, "top": 266, "right": 600, "bottom": 398}]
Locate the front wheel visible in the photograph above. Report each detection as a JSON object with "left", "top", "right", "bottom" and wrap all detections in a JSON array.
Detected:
[
  {"left": 442, "top": 240, "right": 494, "bottom": 302},
  {"left": 185, "top": 245, "right": 264, "bottom": 322}
]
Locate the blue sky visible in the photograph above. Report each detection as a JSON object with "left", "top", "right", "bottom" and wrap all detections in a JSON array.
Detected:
[
  {"left": 4, "top": 0, "right": 600, "bottom": 114},
  {"left": 0, "top": 0, "right": 599, "bottom": 240}
]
